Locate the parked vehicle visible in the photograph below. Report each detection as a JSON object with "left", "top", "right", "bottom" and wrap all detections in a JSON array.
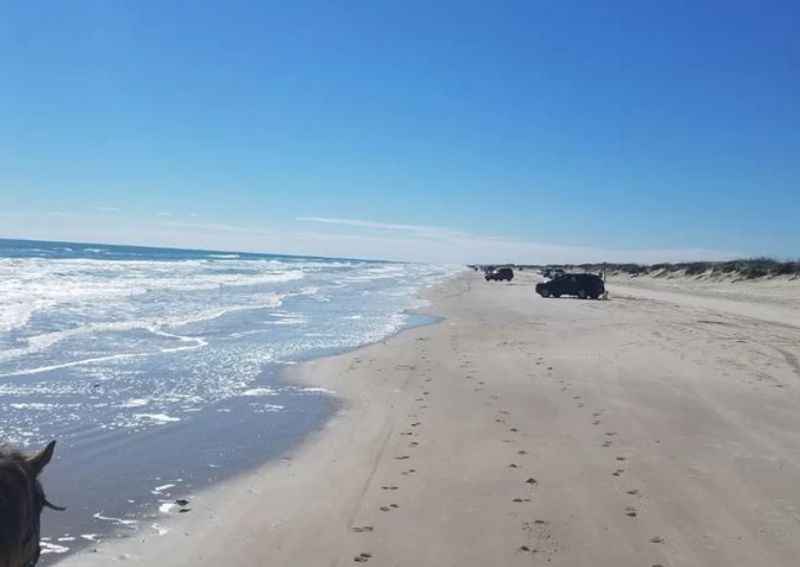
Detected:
[
  {"left": 535, "top": 273, "right": 604, "bottom": 299},
  {"left": 485, "top": 267, "right": 514, "bottom": 282}
]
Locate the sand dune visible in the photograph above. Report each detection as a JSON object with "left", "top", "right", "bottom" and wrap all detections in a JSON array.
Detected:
[{"left": 60, "top": 271, "right": 800, "bottom": 566}]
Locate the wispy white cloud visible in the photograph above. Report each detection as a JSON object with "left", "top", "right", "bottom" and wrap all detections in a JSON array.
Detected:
[
  {"left": 96, "top": 206, "right": 121, "bottom": 213},
  {"left": 156, "top": 212, "right": 173, "bottom": 217},
  {"left": 295, "top": 216, "right": 469, "bottom": 239}
]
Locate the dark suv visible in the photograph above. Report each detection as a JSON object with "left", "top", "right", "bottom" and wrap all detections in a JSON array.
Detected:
[
  {"left": 535, "top": 273, "right": 604, "bottom": 299},
  {"left": 485, "top": 267, "right": 514, "bottom": 282}
]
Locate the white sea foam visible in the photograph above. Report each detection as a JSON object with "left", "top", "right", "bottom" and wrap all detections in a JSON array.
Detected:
[
  {"left": 133, "top": 413, "right": 181, "bottom": 424},
  {"left": 297, "top": 387, "right": 336, "bottom": 394},
  {"left": 119, "top": 398, "right": 150, "bottom": 408},
  {"left": 40, "top": 541, "right": 70, "bottom": 554},
  {"left": 92, "top": 512, "right": 138, "bottom": 528},
  {"left": 240, "top": 387, "right": 278, "bottom": 397}
]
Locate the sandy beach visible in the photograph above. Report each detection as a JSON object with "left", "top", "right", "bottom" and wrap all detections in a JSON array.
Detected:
[{"left": 58, "top": 271, "right": 800, "bottom": 567}]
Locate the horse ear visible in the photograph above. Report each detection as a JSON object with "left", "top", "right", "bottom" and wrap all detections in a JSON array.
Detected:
[{"left": 28, "top": 440, "right": 56, "bottom": 477}]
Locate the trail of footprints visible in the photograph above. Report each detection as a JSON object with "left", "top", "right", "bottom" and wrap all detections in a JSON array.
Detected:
[
  {"left": 352, "top": 345, "right": 666, "bottom": 565},
  {"left": 547, "top": 360, "right": 667, "bottom": 565},
  {"left": 351, "top": 338, "right": 436, "bottom": 562}
]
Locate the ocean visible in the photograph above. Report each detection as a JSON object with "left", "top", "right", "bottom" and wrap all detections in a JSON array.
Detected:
[{"left": 0, "top": 238, "right": 457, "bottom": 561}]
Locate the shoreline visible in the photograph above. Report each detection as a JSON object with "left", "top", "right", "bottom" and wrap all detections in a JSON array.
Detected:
[
  {"left": 58, "top": 272, "right": 800, "bottom": 566},
  {"left": 52, "top": 281, "right": 452, "bottom": 565}
]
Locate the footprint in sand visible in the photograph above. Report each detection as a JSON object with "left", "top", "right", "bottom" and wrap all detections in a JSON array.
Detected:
[
  {"left": 509, "top": 463, "right": 519, "bottom": 468},
  {"left": 354, "top": 552, "right": 372, "bottom": 562},
  {"left": 509, "top": 427, "right": 519, "bottom": 433},
  {"left": 411, "top": 422, "right": 421, "bottom": 427},
  {"left": 380, "top": 486, "right": 399, "bottom": 491},
  {"left": 512, "top": 498, "right": 532, "bottom": 503},
  {"left": 352, "top": 526, "right": 374, "bottom": 533},
  {"left": 649, "top": 536, "right": 664, "bottom": 544},
  {"left": 602, "top": 441, "right": 613, "bottom": 448},
  {"left": 517, "top": 450, "right": 527, "bottom": 455},
  {"left": 525, "top": 478, "right": 538, "bottom": 485},
  {"left": 625, "top": 506, "right": 638, "bottom": 517},
  {"left": 626, "top": 489, "right": 640, "bottom": 496},
  {"left": 395, "top": 456, "right": 410, "bottom": 460},
  {"left": 409, "top": 441, "right": 419, "bottom": 447},
  {"left": 592, "top": 420, "right": 601, "bottom": 426},
  {"left": 612, "top": 469, "right": 625, "bottom": 477}
]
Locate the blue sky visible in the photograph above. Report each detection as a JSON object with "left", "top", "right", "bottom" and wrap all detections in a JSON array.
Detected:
[{"left": 1, "top": 1, "right": 798, "bottom": 263}]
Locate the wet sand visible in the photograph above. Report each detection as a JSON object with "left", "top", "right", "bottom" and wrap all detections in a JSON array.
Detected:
[{"left": 58, "top": 271, "right": 800, "bottom": 566}]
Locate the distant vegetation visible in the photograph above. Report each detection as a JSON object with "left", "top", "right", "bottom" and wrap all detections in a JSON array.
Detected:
[
  {"left": 535, "top": 258, "right": 800, "bottom": 280},
  {"left": 473, "top": 258, "right": 800, "bottom": 281}
]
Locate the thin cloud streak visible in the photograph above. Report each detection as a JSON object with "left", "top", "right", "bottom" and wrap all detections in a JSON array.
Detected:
[{"left": 296, "top": 216, "right": 469, "bottom": 239}]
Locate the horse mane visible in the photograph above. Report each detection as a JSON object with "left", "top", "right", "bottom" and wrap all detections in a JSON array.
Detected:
[{"left": 0, "top": 447, "right": 34, "bottom": 553}]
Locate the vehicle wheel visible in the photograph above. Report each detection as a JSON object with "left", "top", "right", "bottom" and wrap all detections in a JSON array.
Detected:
[
  {"left": 552, "top": 293, "right": 561, "bottom": 298},
  {"left": 590, "top": 292, "right": 599, "bottom": 299},
  {"left": 577, "top": 289, "right": 587, "bottom": 299}
]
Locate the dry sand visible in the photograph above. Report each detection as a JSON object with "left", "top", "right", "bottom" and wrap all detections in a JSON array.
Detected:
[{"left": 59, "top": 271, "right": 800, "bottom": 566}]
